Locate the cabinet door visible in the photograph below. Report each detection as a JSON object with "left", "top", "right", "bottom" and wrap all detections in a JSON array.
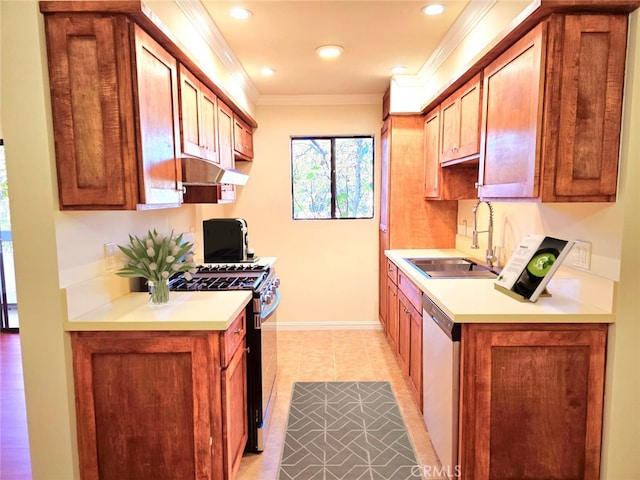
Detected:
[
  {"left": 221, "top": 341, "right": 248, "bottom": 480},
  {"left": 386, "top": 279, "right": 399, "bottom": 352},
  {"left": 457, "top": 74, "right": 482, "bottom": 160},
  {"left": 179, "top": 65, "right": 204, "bottom": 158},
  {"left": 544, "top": 14, "right": 627, "bottom": 201},
  {"left": 133, "top": 25, "right": 182, "bottom": 206},
  {"left": 459, "top": 323, "right": 607, "bottom": 479},
  {"left": 43, "top": 14, "right": 137, "bottom": 209},
  {"left": 397, "top": 290, "right": 411, "bottom": 376},
  {"left": 408, "top": 304, "right": 422, "bottom": 410},
  {"left": 478, "top": 24, "right": 544, "bottom": 199},
  {"left": 379, "top": 118, "right": 390, "bottom": 233},
  {"left": 199, "top": 84, "right": 219, "bottom": 162},
  {"left": 71, "top": 332, "right": 213, "bottom": 480},
  {"left": 179, "top": 65, "right": 219, "bottom": 163},
  {"left": 439, "top": 94, "right": 459, "bottom": 164},
  {"left": 234, "top": 117, "right": 254, "bottom": 159},
  {"left": 423, "top": 108, "right": 441, "bottom": 199},
  {"left": 440, "top": 74, "right": 481, "bottom": 164},
  {"left": 217, "top": 100, "right": 236, "bottom": 203},
  {"left": 378, "top": 230, "right": 390, "bottom": 330}
]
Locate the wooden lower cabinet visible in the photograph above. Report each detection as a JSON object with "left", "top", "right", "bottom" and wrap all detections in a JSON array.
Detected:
[
  {"left": 459, "top": 323, "right": 607, "bottom": 479},
  {"left": 70, "top": 313, "right": 247, "bottom": 480},
  {"left": 385, "top": 260, "right": 423, "bottom": 409}
]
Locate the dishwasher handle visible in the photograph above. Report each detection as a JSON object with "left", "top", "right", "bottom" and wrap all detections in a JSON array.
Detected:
[{"left": 422, "top": 293, "right": 461, "bottom": 342}]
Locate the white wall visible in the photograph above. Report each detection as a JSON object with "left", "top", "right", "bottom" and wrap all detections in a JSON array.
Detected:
[
  {"left": 600, "top": 10, "right": 640, "bottom": 478},
  {"left": 201, "top": 100, "right": 383, "bottom": 327}
]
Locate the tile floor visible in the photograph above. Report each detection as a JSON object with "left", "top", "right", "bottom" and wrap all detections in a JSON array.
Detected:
[
  {"left": 0, "top": 329, "right": 441, "bottom": 480},
  {"left": 237, "top": 329, "right": 442, "bottom": 480}
]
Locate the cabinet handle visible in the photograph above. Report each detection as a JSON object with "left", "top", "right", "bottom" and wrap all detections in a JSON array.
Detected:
[{"left": 234, "top": 328, "right": 243, "bottom": 335}]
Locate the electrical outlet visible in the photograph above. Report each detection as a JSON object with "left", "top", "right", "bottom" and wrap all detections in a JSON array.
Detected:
[
  {"left": 104, "top": 242, "right": 118, "bottom": 270},
  {"left": 571, "top": 240, "right": 591, "bottom": 270}
]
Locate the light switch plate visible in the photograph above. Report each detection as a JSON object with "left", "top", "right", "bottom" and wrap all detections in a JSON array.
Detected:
[{"left": 571, "top": 240, "right": 591, "bottom": 270}]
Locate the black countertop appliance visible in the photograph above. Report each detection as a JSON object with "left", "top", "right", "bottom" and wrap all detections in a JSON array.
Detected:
[{"left": 203, "top": 218, "right": 251, "bottom": 263}]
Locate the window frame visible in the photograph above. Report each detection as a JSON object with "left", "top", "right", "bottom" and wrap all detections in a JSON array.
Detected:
[{"left": 290, "top": 135, "right": 375, "bottom": 220}]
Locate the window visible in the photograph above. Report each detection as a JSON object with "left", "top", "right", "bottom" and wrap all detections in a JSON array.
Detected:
[{"left": 291, "top": 136, "right": 374, "bottom": 219}]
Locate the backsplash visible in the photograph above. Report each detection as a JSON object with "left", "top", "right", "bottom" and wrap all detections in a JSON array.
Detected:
[{"left": 456, "top": 200, "right": 623, "bottom": 281}]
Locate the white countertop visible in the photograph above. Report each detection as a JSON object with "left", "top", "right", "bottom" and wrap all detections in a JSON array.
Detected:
[
  {"left": 64, "top": 290, "right": 252, "bottom": 331},
  {"left": 62, "top": 257, "right": 280, "bottom": 332},
  {"left": 386, "top": 249, "right": 615, "bottom": 324}
]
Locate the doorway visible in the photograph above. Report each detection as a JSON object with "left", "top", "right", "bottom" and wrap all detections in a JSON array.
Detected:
[{"left": 0, "top": 139, "right": 18, "bottom": 332}]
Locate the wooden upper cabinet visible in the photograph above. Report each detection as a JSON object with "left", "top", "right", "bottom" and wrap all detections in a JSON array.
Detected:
[
  {"left": 178, "top": 64, "right": 219, "bottom": 163},
  {"left": 183, "top": 99, "right": 235, "bottom": 204},
  {"left": 424, "top": 106, "right": 479, "bottom": 202},
  {"left": 233, "top": 116, "right": 254, "bottom": 160},
  {"left": 43, "top": 13, "right": 182, "bottom": 209},
  {"left": 479, "top": 14, "right": 628, "bottom": 202},
  {"left": 41, "top": 1, "right": 259, "bottom": 209},
  {"left": 478, "top": 25, "right": 544, "bottom": 199},
  {"left": 133, "top": 25, "right": 183, "bottom": 207},
  {"left": 439, "top": 73, "right": 482, "bottom": 164},
  {"left": 217, "top": 100, "right": 236, "bottom": 203}
]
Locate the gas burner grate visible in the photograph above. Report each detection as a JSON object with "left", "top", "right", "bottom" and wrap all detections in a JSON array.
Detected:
[
  {"left": 197, "top": 264, "right": 269, "bottom": 274},
  {"left": 168, "top": 266, "right": 269, "bottom": 292}
]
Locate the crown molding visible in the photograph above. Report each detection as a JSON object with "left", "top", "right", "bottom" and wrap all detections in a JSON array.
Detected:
[
  {"left": 175, "top": 0, "right": 260, "bottom": 103},
  {"left": 256, "top": 94, "right": 383, "bottom": 106},
  {"left": 417, "top": 0, "right": 498, "bottom": 82}
]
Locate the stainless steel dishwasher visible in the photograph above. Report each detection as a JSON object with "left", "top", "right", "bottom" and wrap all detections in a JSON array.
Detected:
[{"left": 422, "top": 292, "right": 461, "bottom": 478}]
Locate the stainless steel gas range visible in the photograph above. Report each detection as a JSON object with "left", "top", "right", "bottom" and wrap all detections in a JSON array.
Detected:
[{"left": 169, "top": 262, "right": 280, "bottom": 452}]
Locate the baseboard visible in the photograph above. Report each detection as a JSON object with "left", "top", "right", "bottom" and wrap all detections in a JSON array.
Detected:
[{"left": 276, "top": 321, "right": 383, "bottom": 331}]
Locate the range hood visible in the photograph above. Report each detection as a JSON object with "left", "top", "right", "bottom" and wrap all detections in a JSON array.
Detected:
[{"left": 181, "top": 157, "right": 249, "bottom": 186}]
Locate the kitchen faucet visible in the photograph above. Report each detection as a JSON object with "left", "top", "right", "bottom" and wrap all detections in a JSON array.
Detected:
[{"left": 471, "top": 200, "right": 497, "bottom": 268}]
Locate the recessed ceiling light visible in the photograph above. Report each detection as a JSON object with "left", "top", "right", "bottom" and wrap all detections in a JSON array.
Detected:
[
  {"left": 421, "top": 4, "right": 445, "bottom": 16},
  {"left": 260, "top": 67, "right": 276, "bottom": 76},
  {"left": 316, "top": 45, "right": 344, "bottom": 59},
  {"left": 390, "top": 65, "right": 407, "bottom": 75},
  {"left": 228, "top": 7, "right": 252, "bottom": 19}
]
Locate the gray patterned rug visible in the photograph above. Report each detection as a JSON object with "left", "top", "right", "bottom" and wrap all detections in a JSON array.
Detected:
[{"left": 278, "top": 381, "right": 420, "bottom": 480}]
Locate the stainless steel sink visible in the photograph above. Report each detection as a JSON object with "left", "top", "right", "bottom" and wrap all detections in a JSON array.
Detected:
[{"left": 404, "top": 257, "right": 498, "bottom": 279}]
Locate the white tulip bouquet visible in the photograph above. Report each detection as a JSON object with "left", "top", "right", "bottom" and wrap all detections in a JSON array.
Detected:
[{"left": 116, "top": 229, "right": 196, "bottom": 304}]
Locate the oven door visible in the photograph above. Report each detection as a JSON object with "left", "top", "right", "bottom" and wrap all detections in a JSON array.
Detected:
[{"left": 256, "top": 289, "right": 279, "bottom": 451}]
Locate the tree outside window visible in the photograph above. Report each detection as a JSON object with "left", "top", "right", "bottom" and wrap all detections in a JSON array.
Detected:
[{"left": 291, "top": 136, "right": 374, "bottom": 219}]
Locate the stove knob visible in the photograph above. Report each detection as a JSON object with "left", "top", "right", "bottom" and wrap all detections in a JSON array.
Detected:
[
  {"left": 264, "top": 293, "right": 273, "bottom": 305},
  {"left": 273, "top": 277, "right": 281, "bottom": 288}
]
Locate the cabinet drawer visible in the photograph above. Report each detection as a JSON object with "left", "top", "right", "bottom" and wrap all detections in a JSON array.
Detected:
[
  {"left": 220, "top": 311, "right": 246, "bottom": 368},
  {"left": 398, "top": 271, "right": 421, "bottom": 312},
  {"left": 386, "top": 259, "right": 398, "bottom": 284}
]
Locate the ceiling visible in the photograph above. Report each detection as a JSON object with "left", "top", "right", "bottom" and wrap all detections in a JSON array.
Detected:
[{"left": 198, "top": 1, "right": 471, "bottom": 97}]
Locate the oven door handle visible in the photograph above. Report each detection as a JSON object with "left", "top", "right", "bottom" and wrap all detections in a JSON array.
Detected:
[
  {"left": 253, "top": 290, "right": 280, "bottom": 330},
  {"left": 262, "top": 290, "right": 280, "bottom": 321}
]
